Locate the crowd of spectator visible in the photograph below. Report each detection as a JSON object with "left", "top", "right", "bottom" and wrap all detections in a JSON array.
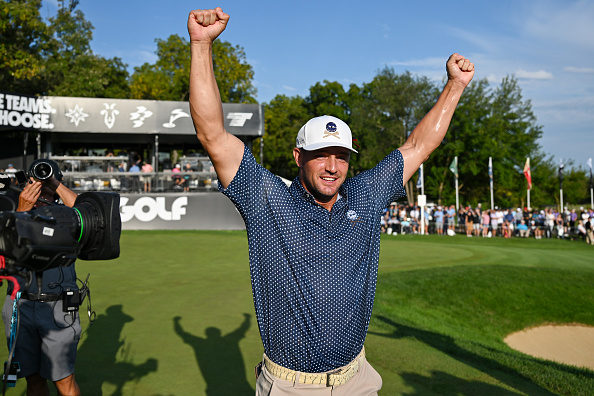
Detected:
[
  {"left": 2, "top": 162, "right": 594, "bottom": 245},
  {"left": 381, "top": 203, "right": 594, "bottom": 244}
]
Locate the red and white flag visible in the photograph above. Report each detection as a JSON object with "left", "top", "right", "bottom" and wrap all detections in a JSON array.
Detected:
[{"left": 523, "top": 158, "right": 532, "bottom": 190}]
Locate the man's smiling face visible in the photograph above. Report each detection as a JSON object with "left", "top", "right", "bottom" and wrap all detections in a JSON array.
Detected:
[{"left": 293, "top": 146, "right": 350, "bottom": 210}]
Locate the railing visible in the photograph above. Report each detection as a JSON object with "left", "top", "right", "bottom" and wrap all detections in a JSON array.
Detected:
[
  {"left": 60, "top": 171, "right": 218, "bottom": 193},
  {"left": 383, "top": 219, "right": 586, "bottom": 241}
]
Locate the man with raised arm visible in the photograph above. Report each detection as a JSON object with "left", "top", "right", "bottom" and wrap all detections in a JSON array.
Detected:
[{"left": 188, "top": 7, "right": 474, "bottom": 395}]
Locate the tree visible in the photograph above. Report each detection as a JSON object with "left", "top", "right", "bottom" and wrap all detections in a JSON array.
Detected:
[
  {"left": 131, "top": 35, "right": 256, "bottom": 103},
  {"left": 305, "top": 80, "right": 352, "bottom": 123},
  {"left": 425, "top": 78, "right": 492, "bottom": 206},
  {"left": 556, "top": 160, "right": 590, "bottom": 208},
  {"left": 0, "top": 0, "right": 129, "bottom": 98},
  {"left": 0, "top": 0, "right": 48, "bottom": 94},
  {"left": 42, "top": 0, "right": 129, "bottom": 98},
  {"left": 130, "top": 35, "right": 189, "bottom": 101},
  {"left": 256, "top": 94, "right": 308, "bottom": 179},
  {"left": 425, "top": 76, "right": 544, "bottom": 208},
  {"left": 349, "top": 69, "right": 436, "bottom": 203},
  {"left": 213, "top": 40, "right": 257, "bottom": 103}
]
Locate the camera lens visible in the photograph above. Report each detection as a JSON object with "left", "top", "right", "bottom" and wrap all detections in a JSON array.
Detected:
[{"left": 32, "top": 162, "right": 53, "bottom": 181}]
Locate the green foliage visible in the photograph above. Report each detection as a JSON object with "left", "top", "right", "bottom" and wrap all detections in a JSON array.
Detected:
[
  {"left": 130, "top": 34, "right": 190, "bottom": 101},
  {"left": 0, "top": 0, "right": 48, "bottom": 94},
  {"left": 305, "top": 80, "right": 352, "bottom": 122},
  {"left": 0, "top": 0, "right": 130, "bottom": 97},
  {"left": 425, "top": 76, "right": 545, "bottom": 208},
  {"left": 44, "top": 53, "right": 130, "bottom": 98},
  {"left": 42, "top": 0, "right": 129, "bottom": 97},
  {"left": 130, "top": 35, "right": 257, "bottom": 103},
  {"left": 212, "top": 40, "right": 257, "bottom": 103},
  {"left": 559, "top": 160, "right": 591, "bottom": 207},
  {"left": 255, "top": 94, "right": 308, "bottom": 179},
  {"left": 349, "top": 69, "right": 437, "bottom": 175}
]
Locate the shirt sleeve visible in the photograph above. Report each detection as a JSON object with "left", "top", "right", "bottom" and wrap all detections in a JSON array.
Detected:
[
  {"left": 218, "top": 145, "right": 287, "bottom": 223},
  {"left": 353, "top": 149, "right": 407, "bottom": 210}
]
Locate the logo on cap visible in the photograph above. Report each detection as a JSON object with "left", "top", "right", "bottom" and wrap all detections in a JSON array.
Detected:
[{"left": 323, "top": 122, "right": 340, "bottom": 139}]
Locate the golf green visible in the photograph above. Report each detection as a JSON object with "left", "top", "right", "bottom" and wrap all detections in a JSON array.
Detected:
[{"left": 2, "top": 231, "right": 592, "bottom": 395}]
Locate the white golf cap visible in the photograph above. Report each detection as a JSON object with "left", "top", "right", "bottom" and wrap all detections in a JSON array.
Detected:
[{"left": 296, "top": 115, "right": 358, "bottom": 153}]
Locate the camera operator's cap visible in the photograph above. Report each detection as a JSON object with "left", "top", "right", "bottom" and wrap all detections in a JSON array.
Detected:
[{"left": 296, "top": 115, "right": 358, "bottom": 153}]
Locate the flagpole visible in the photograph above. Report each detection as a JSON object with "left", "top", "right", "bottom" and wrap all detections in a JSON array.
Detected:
[
  {"left": 420, "top": 164, "right": 425, "bottom": 235},
  {"left": 586, "top": 157, "right": 594, "bottom": 209},
  {"left": 421, "top": 163, "right": 424, "bottom": 196},
  {"left": 525, "top": 157, "right": 531, "bottom": 209},
  {"left": 489, "top": 157, "right": 494, "bottom": 210},
  {"left": 454, "top": 157, "right": 459, "bottom": 211},
  {"left": 559, "top": 160, "right": 564, "bottom": 213}
]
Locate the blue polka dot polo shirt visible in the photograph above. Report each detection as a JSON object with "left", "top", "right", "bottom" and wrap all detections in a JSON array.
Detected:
[{"left": 220, "top": 145, "right": 406, "bottom": 373}]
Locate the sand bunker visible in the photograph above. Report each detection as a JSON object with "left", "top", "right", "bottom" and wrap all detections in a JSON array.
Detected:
[{"left": 504, "top": 324, "right": 594, "bottom": 370}]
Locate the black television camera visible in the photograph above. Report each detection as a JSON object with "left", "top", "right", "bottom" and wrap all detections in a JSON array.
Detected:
[
  {"left": 1, "top": 159, "right": 64, "bottom": 210},
  {"left": 17, "top": 158, "right": 63, "bottom": 184},
  {"left": 0, "top": 173, "right": 121, "bottom": 274}
]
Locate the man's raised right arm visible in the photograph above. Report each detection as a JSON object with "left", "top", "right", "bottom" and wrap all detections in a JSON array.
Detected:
[{"left": 188, "top": 8, "right": 244, "bottom": 189}]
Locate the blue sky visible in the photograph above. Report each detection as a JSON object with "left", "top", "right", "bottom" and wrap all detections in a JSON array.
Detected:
[{"left": 41, "top": 0, "right": 594, "bottom": 168}]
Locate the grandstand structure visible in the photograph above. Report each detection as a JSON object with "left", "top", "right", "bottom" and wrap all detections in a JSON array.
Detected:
[{"left": 0, "top": 92, "right": 263, "bottom": 230}]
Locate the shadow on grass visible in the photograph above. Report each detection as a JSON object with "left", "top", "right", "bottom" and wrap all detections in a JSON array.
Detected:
[
  {"left": 371, "top": 315, "right": 559, "bottom": 395},
  {"left": 173, "top": 313, "right": 254, "bottom": 396},
  {"left": 76, "top": 305, "right": 158, "bottom": 395},
  {"left": 400, "top": 371, "right": 524, "bottom": 395}
]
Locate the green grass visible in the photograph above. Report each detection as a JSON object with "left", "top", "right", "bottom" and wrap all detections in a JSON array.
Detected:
[{"left": 3, "top": 232, "right": 593, "bottom": 395}]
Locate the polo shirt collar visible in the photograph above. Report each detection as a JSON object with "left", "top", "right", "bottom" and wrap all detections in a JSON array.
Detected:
[{"left": 290, "top": 176, "right": 349, "bottom": 207}]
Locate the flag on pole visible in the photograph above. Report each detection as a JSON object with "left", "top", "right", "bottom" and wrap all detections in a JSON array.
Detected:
[
  {"left": 416, "top": 165, "right": 423, "bottom": 189},
  {"left": 488, "top": 157, "right": 493, "bottom": 182},
  {"left": 449, "top": 158, "right": 458, "bottom": 176},
  {"left": 523, "top": 158, "right": 532, "bottom": 190},
  {"left": 586, "top": 158, "right": 594, "bottom": 188}
]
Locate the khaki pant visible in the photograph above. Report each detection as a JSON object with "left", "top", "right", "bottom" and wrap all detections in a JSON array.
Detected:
[
  {"left": 587, "top": 229, "right": 594, "bottom": 245},
  {"left": 255, "top": 355, "right": 382, "bottom": 396}
]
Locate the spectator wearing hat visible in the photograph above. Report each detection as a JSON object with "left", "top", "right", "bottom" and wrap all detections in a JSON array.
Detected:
[
  {"left": 172, "top": 164, "right": 184, "bottom": 190},
  {"left": 5, "top": 164, "right": 17, "bottom": 178}
]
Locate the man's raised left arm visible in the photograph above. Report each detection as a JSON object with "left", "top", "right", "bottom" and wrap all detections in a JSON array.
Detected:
[{"left": 399, "top": 53, "right": 474, "bottom": 184}]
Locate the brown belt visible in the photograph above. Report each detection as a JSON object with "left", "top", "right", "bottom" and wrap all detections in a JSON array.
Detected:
[{"left": 263, "top": 347, "right": 365, "bottom": 387}]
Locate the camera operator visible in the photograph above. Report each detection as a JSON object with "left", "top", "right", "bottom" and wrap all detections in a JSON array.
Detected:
[{"left": 1, "top": 175, "right": 81, "bottom": 395}]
